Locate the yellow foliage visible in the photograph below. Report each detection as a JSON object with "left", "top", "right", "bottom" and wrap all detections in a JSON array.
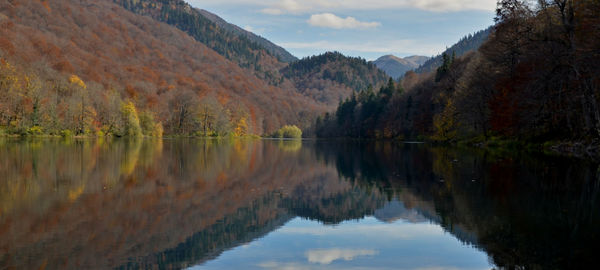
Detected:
[
  {"left": 68, "top": 74, "right": 86, "bottom": 89},
  {"left": 234, "top": 117, "right": 248, "bottom": 137},
  {"left": 120, "top": 101, "right": 142, "bottom": 137},
  {"left": 68, "top": 185, "right": 85, "bottom": 202}
]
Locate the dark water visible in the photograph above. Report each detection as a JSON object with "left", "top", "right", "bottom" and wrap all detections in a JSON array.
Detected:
[{"left": 0, "top": 138, "right": 599, "bottom": 270}]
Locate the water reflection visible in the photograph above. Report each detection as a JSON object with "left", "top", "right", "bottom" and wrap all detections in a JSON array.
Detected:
[{"left": 0, "top": 138, "right": 599, "bottom": 269}]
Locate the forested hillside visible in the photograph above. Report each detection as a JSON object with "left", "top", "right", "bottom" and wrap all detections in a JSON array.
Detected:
[
  {"left": 113, "top": 0, "right": 288, "bottom": 85},
  {"left": 0, "top": 0, "right": 324, "bottom": 137},
  {"left": 316, "top": 0, "right": 600, "bottom": 146},
  {"left": 415, "top": 27, "right": 492, "bottom": 74},
  {"left": 115, "top": 0, "right": 388, "bottom": 107},
  {"left": 283, "top": 52, "right": 389, "bottom": 106}
]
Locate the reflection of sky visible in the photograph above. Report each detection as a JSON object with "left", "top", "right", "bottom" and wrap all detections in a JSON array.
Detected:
[{"left": 191, "top": 217, "right": 492, "bottom": 270}]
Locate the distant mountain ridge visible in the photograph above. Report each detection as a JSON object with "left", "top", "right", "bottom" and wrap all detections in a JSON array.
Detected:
[{"left": 374, "top": 55, "right": 429, "bottom": 79}]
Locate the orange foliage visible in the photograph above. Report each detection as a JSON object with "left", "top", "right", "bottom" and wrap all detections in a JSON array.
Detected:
[
  {"left": 0, "top": 37, "right": 15, "bottom": 55},
  {"left": 40, "top": 0, "right": 51, "bottom": 12},
  {"left": 125, "top": 85, "right": 138, "bottom": 99},
  {"left": 0, "top": 0, "right": 326, "bottom": 134},
  {"left": 53, "top": 60, "right": 74, "bottom": 73}
]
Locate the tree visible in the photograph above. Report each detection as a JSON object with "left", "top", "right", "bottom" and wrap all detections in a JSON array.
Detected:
[
  {"left": 139, "top": 110, "right": 163, "bottom": 137},
  {"left": 233, "top": 117, "right": 248, "bottom": 137},
  {"left": 273, "top": 125, "right": 302, "bottom": 139},
  {"left": 119, "top": 101, "right": 142, "bottom": 137}
]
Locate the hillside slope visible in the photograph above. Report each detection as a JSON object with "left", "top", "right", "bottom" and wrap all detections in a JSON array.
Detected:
[
  {"left": 113, "top": 0, "right": 287, "bottom": 85},
  {"left": 0, "top": 0, "right": 323, "bottom": 135}
]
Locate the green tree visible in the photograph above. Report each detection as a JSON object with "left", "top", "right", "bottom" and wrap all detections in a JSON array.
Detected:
[
  {"left": 273, "top": 125, "right": 302, "bottom": 139},
  {"left": 119, "top": 101, "right": 142, "bottom": 137}
]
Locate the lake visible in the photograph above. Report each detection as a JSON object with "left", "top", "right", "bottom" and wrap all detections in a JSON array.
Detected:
[{"left": 0, "top": 138, "right": 598, "bottom": 269}]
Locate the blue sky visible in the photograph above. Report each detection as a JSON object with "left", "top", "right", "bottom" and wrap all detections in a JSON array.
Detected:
[{"left": 186, "top": 0, "right": 497, "bottom": 60}]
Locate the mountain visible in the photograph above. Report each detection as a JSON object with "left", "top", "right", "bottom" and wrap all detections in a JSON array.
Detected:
[
  {"left": 197, "top": 9, "right": 297, "bottom": 63},
  {"left": 283, "top": 52, "right": 390, "bottom": 106},
  {"left": 415, "top": 27, "right": 492, "bottom": 73},
  {"left": 112, "top": 0, "right": 386, "bottom": 106},
  {"left": 0, "top": 0, "right": 323, "bottom": 136},
  {"left": 374, "top": 55, "right": 430, "bottom": 79}
]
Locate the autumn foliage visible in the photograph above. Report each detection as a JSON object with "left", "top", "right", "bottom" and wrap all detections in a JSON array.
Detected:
[{"left": 0, "top": 0, "right": 327, "bottom": 136}]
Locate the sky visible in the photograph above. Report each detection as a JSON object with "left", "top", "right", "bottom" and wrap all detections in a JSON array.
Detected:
[{"left": 186, "top": 0, "right": 497, "bottom": 60}]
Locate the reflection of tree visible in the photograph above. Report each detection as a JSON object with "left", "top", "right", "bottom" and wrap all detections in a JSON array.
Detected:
[
  {"left": 122, "top": 194, "right": 293, "bottom": 270},
  {"left": 315, "top": 141, "right": 600, "bottom": 270},
  {"left": 277, "top": 139, "right": 302, "bottom": 152},
  {"left": 0, "top": 139, "right": 381, "bottom": 269}
]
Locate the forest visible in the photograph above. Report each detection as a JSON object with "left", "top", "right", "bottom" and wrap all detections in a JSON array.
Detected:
[{"left": 316, "top": 0, "right": 600, "bottom": 149}]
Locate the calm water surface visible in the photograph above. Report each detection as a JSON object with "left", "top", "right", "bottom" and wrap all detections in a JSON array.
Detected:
[{"left": 0, "top": 138, "right": 598, "bottom": 269}]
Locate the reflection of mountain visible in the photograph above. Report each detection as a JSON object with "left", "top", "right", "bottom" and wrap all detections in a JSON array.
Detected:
[
  {"left": 1, "top": 139, "right": 599, "bottom": 270},
  {"left": 122, "top": 194, "right": 294, "bottom": 270},
  {"left": 374, "top": 200, "right": 428, "bottom": 223}
]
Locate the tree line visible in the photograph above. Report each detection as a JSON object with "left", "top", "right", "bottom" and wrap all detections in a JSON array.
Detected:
[
  {"left": 315, "top": 0, "right": 600, "bottom": 144},
  {"left": 0, "top": 59, "right": 255, "bottom": 137}
]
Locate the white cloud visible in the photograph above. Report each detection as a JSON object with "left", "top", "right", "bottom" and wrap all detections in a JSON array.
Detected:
[
  {"left": 308, "top": 13, "right": 380, "bottom": 29},
  {"left": 279, "top": 40, "right": 443, "bottom": 56},
  {"left": 306, "top": 249, "right": 378, "bottom": 265},
  {"left": 188, "top": 0, "right": 497, "bottom": 13},
  {"left": 243, "top": 25, "right": 266, "bottom": 34},
  {"left": 261, "top": 8, "right": 284, "bottom": 15}
]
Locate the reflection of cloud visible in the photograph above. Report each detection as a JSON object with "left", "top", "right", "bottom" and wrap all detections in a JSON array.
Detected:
[
  {"left": 374, "top": 200, "right": 429, "bottom": 224},
  {"left": 256, "top": 261, "right": 484, "bottom": 270},
  {"left": 258, "top": 261, "right": 311, "bottom": 270},
  {"left": 306, "top": 248, "right": 377, "bottom": 264}
]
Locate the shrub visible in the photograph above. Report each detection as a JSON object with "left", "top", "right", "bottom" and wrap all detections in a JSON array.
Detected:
[
  {"left": 60, "top": 129, "right": 73, "bottom": 138},
  {"left": 27, "top": 126, "right": 44, "bottom": 136},
  {"left": 274, "top": 125, "right": 302, "bottom": 139}
]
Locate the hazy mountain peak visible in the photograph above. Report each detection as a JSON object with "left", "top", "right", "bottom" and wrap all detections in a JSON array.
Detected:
[{"left": 374, "top": 55, "right": 430, "bottom": 79}]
